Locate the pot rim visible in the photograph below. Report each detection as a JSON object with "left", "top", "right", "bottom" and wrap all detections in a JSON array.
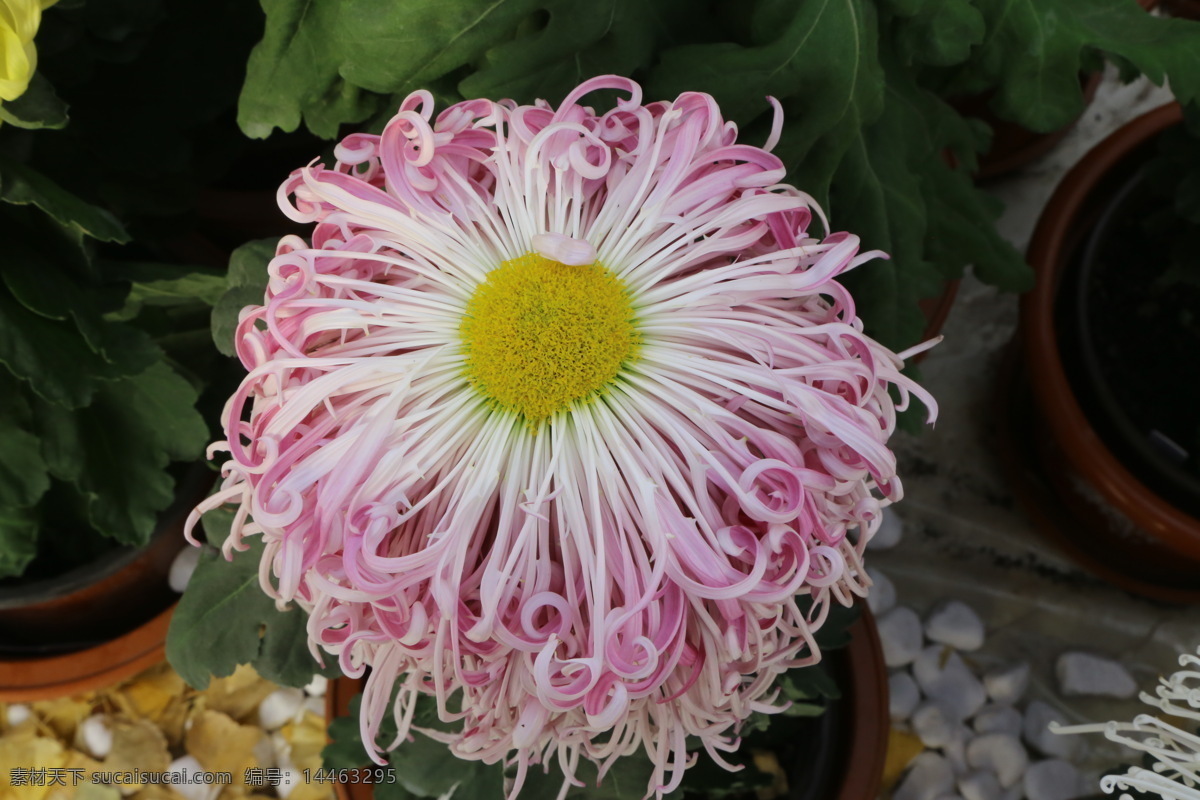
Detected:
[
  {"left": 0, "top": 604, "right": 174, "bottom": 701},
  {"left": 1022, "top": 100, "right": 1200, "bottom": 561}
]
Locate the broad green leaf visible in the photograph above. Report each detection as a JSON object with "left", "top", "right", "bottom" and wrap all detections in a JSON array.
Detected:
[
  {"left": 323, "top": 695, "right": 374, "bottom": 769},
  {"left": 0, "top": 212, "right": 161, "bottom": 378},
  {"left": 168, "top": 505, "right": 337, "bottom": 690},
  {"left": 650, "top": 0, "right": 885, "bottom": 159},
  {"left": 102, "top": 261, "right": 228, "bottom": 320},
  {"left": 670, "top": 750, "right": 773, "bottom": 800},
  {"left": 103, "top": 261, "right": 228, "bottom": 307},
  {"left": 0, "top": 505, "right": 40, "bottom": 580},
  {"left": 0, "top": 415, "right": 49, "bottom": 509},
  {"left": 0, "top": 290, "right": 130, "bottom": 409},
  {"left": 833, "top": 43, "right": 1027, "bottom": 348},
  {"left": 0, "top": 158, "right": 128, "bottom": 244},
  {"left": 237, "top": 0, "right": 383, "bottom": 138},
  {"left": 461, "top": 0, "right": 690, "bottom": 104},
  {"left": 0, "top": 72, "right": 69, "bottom": 130},
  {"left": 240, "top": 0, "right": 693, "bottom": 138},
  {"left": 951, "top": 0, "right": 1200, "bottom": 132},
  {"left": 388, "top": 732, "right": 474, "bottom": 797},
  {"left": 37, "top": 362, "right": 207, "bottom": 543},
  {"left": 211, "top": 238, "right": 276, "bottom": 356},
  {"left": 257, "top": 600, "right": 332, "bottom": 688},
  {"left": 167, "top": 542, "right": 274, "bottom": 688},
  {"left": 889, "top": 0, "right": 984, "bottom": 68}
]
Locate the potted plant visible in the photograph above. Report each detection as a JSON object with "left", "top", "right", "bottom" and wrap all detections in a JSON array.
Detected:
[
  {"left": 0, "top": 0, "right": 306, "bottom": 698},
  {"left": 1012, "top": 102, "right": 1200, "bottom": 603}
]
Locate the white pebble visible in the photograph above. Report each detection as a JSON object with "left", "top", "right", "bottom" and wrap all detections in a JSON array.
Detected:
[
  {"left": 168, "top": 546, "right": 202, "bottom": 593},
  {"left": 867, "top": 567, "right": 897, "bottom": 616},
  {"left": 879, "top": 607, "right": 924, "bottom": 668},
  {"left": 1055, "top": 652, "right": 1137, "bottom": 698},
  {"left": 943, "top": 725, "right": 972, "bottom": 775},
  {"left": 77, "top": 715, "right": 113, "bottom": 758},
  {"left": 973, "top": 704, "right": 1023, "bottom": 738},
  {"left": 253, "top": 735, "right": 276, "bottom": 769},
  {"left": 272, "top": 732, "right": 294, "bottom": 770},
  {"left": 867, "top": 506, "right": 904, "bottom": 550},
  {"left": 925, "top": 600, "right": 986, "bottom": 651},
  {"left": 914, "top": 646, "right": 988, "bottom": 722},
  {"left": 890, "top": 671, "right": 922, "bottom": 720},
  {"left": 304, "top": 696, "right": 324, "bottom": 717},
  {"left": 304, "top": 674, "right": 328, "bottom": 697},
  {"left": 966, "top": 733, "right": 1029, "bottom": 789},
  {"left": 1022, "top": 700, "right": 1079, "bottom": 760},
  {"left": 913, "top": 701, "right": 954, "bottom": 749},
  {"left": 6, "top": 704, "right": 31, "bottom": 726},
  {"left": 895, "top": 752, "right": 956, "bottom": 800},
  {"left": 1024, "top": 759, "right": 1082, "bottom": 800},
  {"left": 258, "top": 688, "right": 305, "bottom": 731},
  {"left": 274, "top": 768, "right": 303, "bottom": 800},
  {"left": 959, "top": 770, "right": 1003, "bottom": 800},
  {"left": 167, "top": 756, "right": 221, "bottom": 800},
  {"left": 984, "top": 662, "right": 1030, "bottom": 706},
  {"left": 934, "top": 796, "right": 966, "bottom": 800}
]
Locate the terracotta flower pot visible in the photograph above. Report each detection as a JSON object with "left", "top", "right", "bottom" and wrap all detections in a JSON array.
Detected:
[
  {"left": 0, "top": 468, "right": 210, "bottom": 700},
  {"left": 1016, "top": 102, "right": 1200, "bottom": 602},
  {"left": 325, "top": 607, "right": 888, "bottom": 800}
]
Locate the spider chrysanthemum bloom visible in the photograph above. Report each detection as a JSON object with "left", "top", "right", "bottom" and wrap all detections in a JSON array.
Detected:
[
  {"left": 194, "top": 76, "right": 936, "bottom": 796},
  {"left": 1054, "top": 649, "right": 1200, "bottom": 800}
]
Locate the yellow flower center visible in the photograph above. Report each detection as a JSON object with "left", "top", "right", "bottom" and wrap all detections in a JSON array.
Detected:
[{"left": 460, "top": 253, "right": 639, "bottom": 424}]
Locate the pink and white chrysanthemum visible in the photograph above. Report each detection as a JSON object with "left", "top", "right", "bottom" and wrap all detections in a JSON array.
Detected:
[{"left": 193, "top": 76, "right": 935, "bottom": 796}]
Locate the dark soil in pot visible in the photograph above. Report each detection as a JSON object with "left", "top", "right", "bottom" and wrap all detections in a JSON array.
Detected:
[{"left": 1057, "top": 156, "right": 1200, "bottom": 518}]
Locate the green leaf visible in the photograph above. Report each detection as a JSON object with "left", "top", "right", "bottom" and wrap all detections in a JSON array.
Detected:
[
  {"left": 167, "top": 505, "right": 336, "bottom": 690},
  {"left": 323, "top": 694, "right": 373, "bottom": 769},
  {"left": 237, "top": 0, "right": 383, "bottom": 138},
  {"left": 0, "top": 211, "right": 162, "bottom": 380},
  {"left": 387, "top": 732, "right": 474, "bottom": 797},
  {"left": 0, "top": 505, "right": 40, "bottom": 580},
  {"left": 672, "top": 749, "right": 773, "bottom": 800},
  {"left": 831, "top": 42, "right": 1028, "bottom": 348},
  {"left": 167, "top": 543, "right": 272, "bottom": 689},
  {"left": 460, "top": 0, "right": 690, "bottom": 104},
  {"left": 0, "top": 72, "right": 69, "bottom": 130},
  {"left": 889, "top": 0, "right": 985, "bottom": 68},
  {"left": 36, "top": 362, "right": 207, "bottom": 543},
  {"left": 211, "top": 238, "right": 276, "bottom": 357},
  {"left": 257, "top": 599, "right": 332, "bottom": 688},
  {"left": 452, "top": 762, "right": 504, "bottom": 800},
  {"left": 325, "top": 689, "right": 499, "bottom": 799},
  {"left": 239, "top": 0, "right": 695, "bottom": 138},
  {"left": 102, "top": 262, "right": 228, "bottom": 321},
  {"left": 0, "top": 414, "right": 50, "bottom": 509},
  {"left": 0, "top": 158, "right": 128, "bottom": 244},
  {"left": 104, "top": 261, "right": 228, "bottom": 306},
  {"left": 952, "top": 0, "right": 1200, "bottom": 132},
  {"left": 650, "top": 0, "right": 885, "bottom": 161},
  {"left": 0, "top": 290, "right": 131, "bottom": 409}
]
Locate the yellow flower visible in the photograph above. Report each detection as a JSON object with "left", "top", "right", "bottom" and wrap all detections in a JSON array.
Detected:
[{"left": 0, "top": 0, "right": 56, "bottom": 102}]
